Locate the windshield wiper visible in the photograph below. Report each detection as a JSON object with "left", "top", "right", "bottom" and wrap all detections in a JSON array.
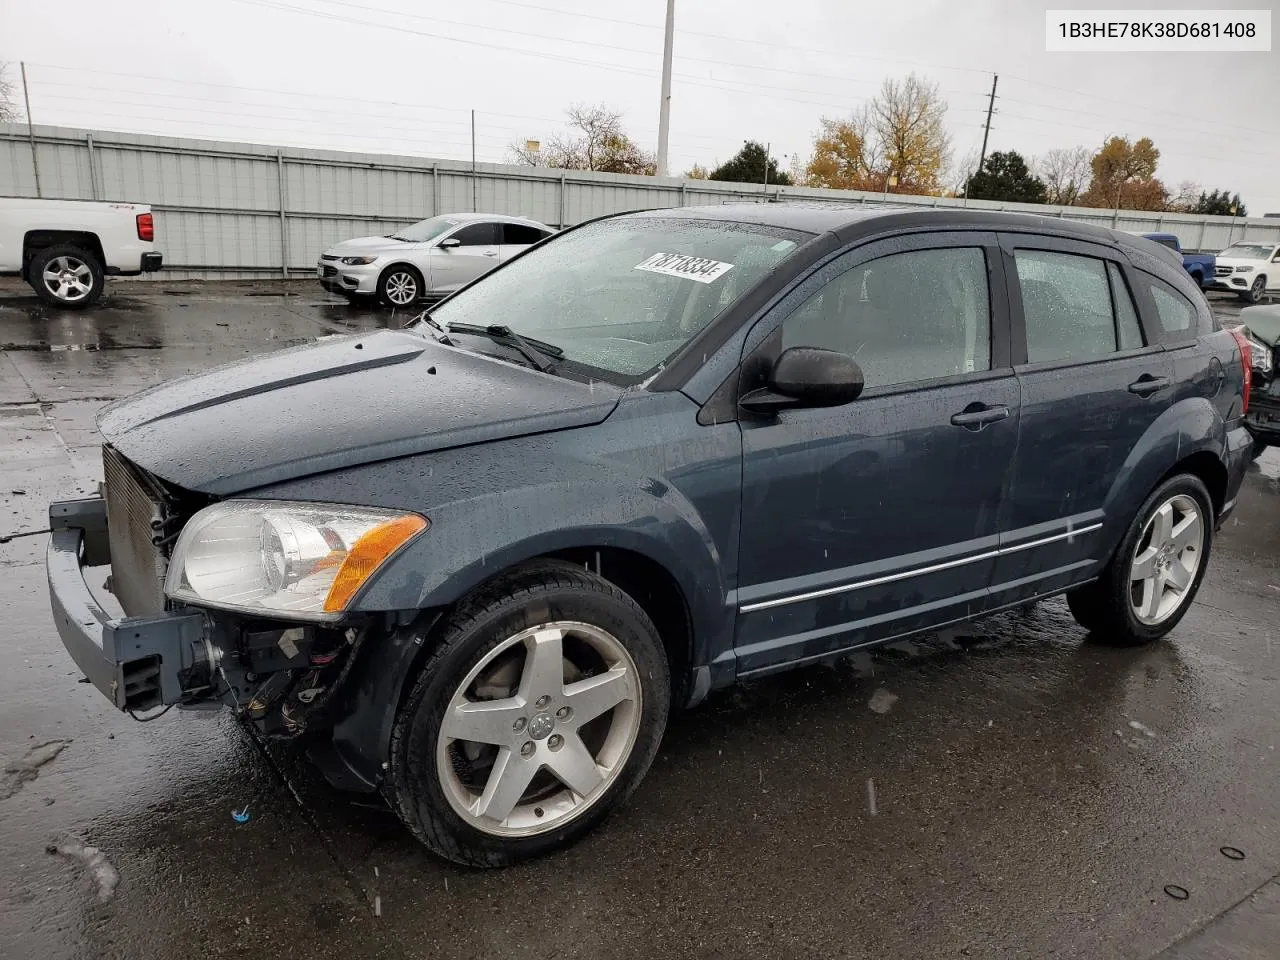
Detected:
[{"left": 445, "top": 323, "right": 563, "bottom": 372}]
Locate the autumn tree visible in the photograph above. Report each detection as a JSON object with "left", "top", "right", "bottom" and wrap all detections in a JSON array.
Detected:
[
  {"left": 965, "top": 151, "right": 1046, "bottom": 204},
  {"left": 871, "top": 73, "right": 950, "bottom": 194},
  {"left": 805, "top": 111, "right": 880, "bottom": 191},
  {"left": 1079, "top": 136, "right": 1166, "bottom": 210},
  {"left": 1036, "top": 146, "right": 1091, "bottom": 206},
  {"left": 0, "top": 63, "right": 19, "bottom": 123},
  {"left": 684, "top": 164, "right": 709, "bottom": 180},
  {"left": 509, "top": 104, "right": 655, "bottom": 175},
  {"left": 708, "top": 141, "right": 793, "bottom": 186}
]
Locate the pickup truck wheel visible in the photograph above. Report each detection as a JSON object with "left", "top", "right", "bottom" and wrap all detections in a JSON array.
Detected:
[
  {"left": 377, "top": 265, "right": 423, "bottom": 308},
  {"left": 388, "top": 561, "right": 670, "bottom": 867},
  {"left": 1240, "top": 275, "right": 1266, "bottom": 304},
  {"left": 29, "top": 244, "right": 105, "bottom": 309},
  {"left": 1067, "top": 475, "right": 1212, "bottom": 646}
]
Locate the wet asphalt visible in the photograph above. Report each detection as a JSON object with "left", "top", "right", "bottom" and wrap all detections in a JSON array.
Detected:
[{"left": 1, "top": 279, "right": 1278, "bottom": 960}]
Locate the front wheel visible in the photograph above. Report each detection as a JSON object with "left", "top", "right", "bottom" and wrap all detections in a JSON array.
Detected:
[
  {"left": 1239, "top": 275, "right": 1267, "bottom": 304},
  {"left": 376, "top": 265, "right": 423, "bottom": 308},
  {"left": 29, "top": 244, "right": 105, "bottom": 309},
  {"left": 1067, "top": 474, "right": 1213, "bottom": 646},
  {"left": 388, "top": 561, "right": 670, "bottom": 867}
]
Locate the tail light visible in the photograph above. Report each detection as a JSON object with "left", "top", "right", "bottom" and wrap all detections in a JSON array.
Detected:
[
  {"left": 136, "top": 212, "right": 154, "bottom": 242},
  {"left": 1228, "top": 327, "right": 1252, "bottom": 415}
]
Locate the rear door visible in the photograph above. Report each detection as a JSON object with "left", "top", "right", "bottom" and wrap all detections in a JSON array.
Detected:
[
  {"left": 499, "top": 222, "right": 549, "bottom": 263},
  {"left": 734, "top": 231, "right": 1019, "bottom": 674},
  {"left": 431, "top": 221, "right": 501, "bottom": 292},
  {"left": 990, "top": 233, "right": 1172, "bottom": 603}
]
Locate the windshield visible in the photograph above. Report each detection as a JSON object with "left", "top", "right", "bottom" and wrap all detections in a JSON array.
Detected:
[
  {"left": 392, "top": 215, "right": 462, "bottom": 243},
  {"left": 427, "top": 216, "right": 808, "bottom": 383},
  {"left": 1221, "top": 243, "right": 1273, "bottom": 260}
]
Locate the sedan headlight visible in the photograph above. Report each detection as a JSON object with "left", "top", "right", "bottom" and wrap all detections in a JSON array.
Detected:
[
  {"left": 1236, "top": 265, "right": 1254, "bottom": 273},
  {"left": 340, "top": 256, "right": 378, "bottom": 265},
  {"left": 1246, "top": 332, "right": 1274, "bottom": 375},
  {"left": 165, "top": 501, "right": 428, "bottom": 620}
]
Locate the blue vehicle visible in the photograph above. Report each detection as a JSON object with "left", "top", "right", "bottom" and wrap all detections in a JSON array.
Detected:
[
  {"left": 48, "top": 205, "right": 1254, "bottom": 866},
  {"left": 1142, "top": 232, "right": 1216, "bottom": 288}
]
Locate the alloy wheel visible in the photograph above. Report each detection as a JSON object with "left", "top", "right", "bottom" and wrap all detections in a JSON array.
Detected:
[
  {"left": 42, "top": 256, "right": 94, "bottom": 303},
  {"left": 1129, "top": 493, "right": 1205, "bottom": 625},
  {"left": 436, "top": 621, "right": 642, "bottom": 837},
  {"left": 384, "top": 271, "right": 418, "bottom": 305}
]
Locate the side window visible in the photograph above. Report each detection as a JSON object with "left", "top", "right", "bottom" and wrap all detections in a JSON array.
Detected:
[
  {"left": 781, "top": 247, "right": 991, "bottom": 389},
  {"left": 1145, "top": 276, "right": 1196, "bottom": 336},
  {"left": 1015, "top": 250, "right": 1117, "bottom": 364},
  {"left": 502, "top": 223, "right": 545, "bottom": 245},
  {"left": 1272, "top": 246, "right": 1280, "bottom": 263},
  {"left": 451, "top": 223, "right": 499, "bottom": 246},
  {"left": 1107, "top": 262, "right": 1145, "bottom": 350}
]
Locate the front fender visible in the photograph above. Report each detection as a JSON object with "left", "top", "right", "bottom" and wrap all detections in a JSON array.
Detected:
[{"left": 351, "top": 475, "right": 730, "bottom": 648}]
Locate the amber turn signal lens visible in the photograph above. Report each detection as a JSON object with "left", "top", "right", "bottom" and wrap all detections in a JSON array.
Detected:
[{"left": 323, "top": 514, "right": 428, "bottom": 612}]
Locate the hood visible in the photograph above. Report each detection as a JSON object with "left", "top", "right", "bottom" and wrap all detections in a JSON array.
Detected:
[
  {"left": 1216, "top": 256, "right": 1267, "bottom": 269},
  {"left": 323, "top": 235, "right": 423, "bottom": 257},
  {"left": 98, "top": 331, "right": 621, "bottom": 495},
  {"left": 1242, "top": 305, "right": 1280, "bottom": 348}
]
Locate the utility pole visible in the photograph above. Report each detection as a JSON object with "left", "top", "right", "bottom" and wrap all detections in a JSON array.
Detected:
[
  {"left": 763, "top": 142, "right": 770, "bottom": 189},
  {"left": 470, "top": 109, "right": 477, "bottom": 212},
  {"left": 656, "top": 0, "right": 675, "bottom": 177},
  {"left": 971, "top": 73, "right": 998, "bottom": 197},
  {"left": 20, "top": 61, "right": 42, "bottom": 198}
]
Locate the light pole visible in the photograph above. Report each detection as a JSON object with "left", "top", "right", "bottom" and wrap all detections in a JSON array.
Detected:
[{"left": 656, "top": 0, "right": 675, "bottom": 177}]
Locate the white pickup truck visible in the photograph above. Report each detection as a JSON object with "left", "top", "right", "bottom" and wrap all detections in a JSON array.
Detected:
[{"left": 0, "top": 197, "right": 163, "bottom": 309}]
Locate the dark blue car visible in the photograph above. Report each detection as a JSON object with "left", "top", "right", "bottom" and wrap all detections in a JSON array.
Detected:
[{"left": 47, "top": 205, "right": 1254, "bottom": 866}]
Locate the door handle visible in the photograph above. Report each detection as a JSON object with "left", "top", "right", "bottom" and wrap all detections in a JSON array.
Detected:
[
  {"left": 1128, "top": 375, "right": 1170, "bottom": 397},
  {"left": 483, "top": 250, "right": 499, "bottom": 258},
  {"left": 950, "top": 403, "right": 1010, "bottom": 430}
]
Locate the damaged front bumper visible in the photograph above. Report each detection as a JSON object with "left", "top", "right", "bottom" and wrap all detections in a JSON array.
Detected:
[{"left": 47, "top": 497, "right": 218, "bottom": 712}]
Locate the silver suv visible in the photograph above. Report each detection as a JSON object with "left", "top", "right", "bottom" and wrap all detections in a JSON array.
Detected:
[{"left": 318, "top": 212, "right": 554, "bottom": 307}]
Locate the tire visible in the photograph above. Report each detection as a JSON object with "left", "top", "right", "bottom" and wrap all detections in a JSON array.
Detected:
[
  {"left": 376, "top": 264, "right": 423, "bottom": 308},
  {"left": 1188, "top": 271, "right": 1202, "bottom": 289},
  {"left": 29, "top": 244, "right": 105, "bottom": 309},
  {"left": 388, "top": 560, "right": 670, "bottom": 867},
  {"left": 1239, "top": 275, "right": 1266, "bottom": 304},
  {"left": 1066, "top": 474, "right": 1213, "bottom": 646}
]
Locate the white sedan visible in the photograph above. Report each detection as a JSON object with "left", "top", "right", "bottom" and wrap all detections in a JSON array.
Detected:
[{"left": 318, "top": 213, "right": 554, "bottom": 307}]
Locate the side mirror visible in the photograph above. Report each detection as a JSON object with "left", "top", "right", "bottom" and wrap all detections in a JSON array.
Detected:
[
  {"left": 740, "top": 346, "right": 864, "bottom": 414},
  {"left": 438, "top": 237, "right": 461, "bottom": 249}
]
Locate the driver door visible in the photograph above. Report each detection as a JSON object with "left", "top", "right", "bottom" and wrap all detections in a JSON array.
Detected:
[
  {"left": 733, "top": 232, "right": 1019, "bottom": 675},
  {"left": 431, "top": 222, "right": 501, "bottom": 292}
]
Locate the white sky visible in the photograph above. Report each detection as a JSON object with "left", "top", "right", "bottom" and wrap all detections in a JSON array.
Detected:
[{"left": 3, "top": 0, "right": 1278, "bottom": 212}]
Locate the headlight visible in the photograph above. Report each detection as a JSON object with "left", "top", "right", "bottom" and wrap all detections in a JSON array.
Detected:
[
  {"left": 1246, "top": 332, "right": 1273, "bottom": 374},
  {"left": 1236, "top": 265, "right": 1254, "bottom": 273},
  {"left": 340, "top": 256, "right": 378, "bottom": 265},
  {"left": 165, "top": 501, "right": 427, "bottom": 620}
]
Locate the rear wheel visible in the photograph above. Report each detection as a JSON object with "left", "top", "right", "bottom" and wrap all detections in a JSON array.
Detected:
[
  {"left": 1067, "top": 475, "right": 1212, "bottom": 646},
  {"left": 29, "top": 244, "right": 105, "bottom": 309},
  {"left": 388, "top": 561, "right": 670, "bottom": 867}
]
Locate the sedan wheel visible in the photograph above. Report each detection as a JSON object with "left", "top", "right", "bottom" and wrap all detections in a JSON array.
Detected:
[
  {"left": 378, "top": 267, "right": 421, "bottom": 307},
  {"left": 388, "top": 561, "right": 669, "bottom": 867},
  {"left": 1128, "top": 493, "right": 1204, "bottom": 626}
]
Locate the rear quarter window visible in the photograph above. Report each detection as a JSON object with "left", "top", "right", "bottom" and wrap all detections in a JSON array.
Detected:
[{"left": 1143, "top": 274, "right": 1198, "bottom": 339}]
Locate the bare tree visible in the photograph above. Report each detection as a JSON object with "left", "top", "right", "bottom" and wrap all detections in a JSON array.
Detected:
[
  {"left": 0, "top": 62, "right": 21, "bottom": 123},
  {"left": 1166, "top": 179, "right": 1203, "bottom": 213},
  {"left": 948, "top": 147, "right": 981, "bottom": 197},
  {"left": 509, "top": 104, "right": 655, "bottom": 175},
  {"left": 1036, "top": 146, "right": 1091, "bottom": 206}
]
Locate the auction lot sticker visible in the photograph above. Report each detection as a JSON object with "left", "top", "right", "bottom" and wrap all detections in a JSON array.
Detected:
[
  {"left": 1046, "top": 9, "right": 1271, "bottom": 51},
  {"left": 635, "top": 253, "right": 735, "bottom": 284}
]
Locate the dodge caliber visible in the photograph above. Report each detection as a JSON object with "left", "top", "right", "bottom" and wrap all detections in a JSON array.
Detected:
[{"left": 47, "top": 206, "right": 1254, "bottom": 866}]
